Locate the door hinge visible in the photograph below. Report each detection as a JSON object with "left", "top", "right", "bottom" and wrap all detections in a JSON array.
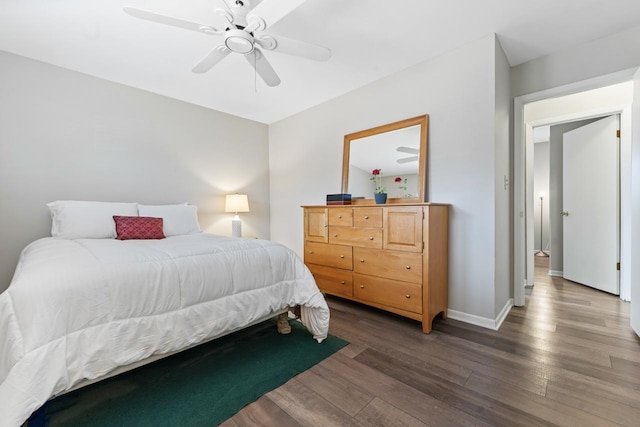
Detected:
[
  {"left": 617, "top": 262, "right": 620, "bottom": 271},
  {"left": 616, "top": 130, "right": 620, "bottom": 138},
  {"left": 422, "top": 241, "right": 425, "bottom": 250}
]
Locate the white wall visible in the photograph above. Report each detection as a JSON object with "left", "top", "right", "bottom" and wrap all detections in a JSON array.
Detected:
[
  {"left": 631, "top": 69, "right": 640, "bottom": 335},
  {"left": 0, "top": 51, "right": 270, "bottom": 293},
  {"left": 270, "top": 34, "right": 505, "bottom": 322}
]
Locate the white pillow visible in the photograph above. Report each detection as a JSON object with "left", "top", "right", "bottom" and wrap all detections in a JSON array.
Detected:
[
  {"left": 48, "top": 201, "right": 138, "bottom": 239},
  {"left": 137, "top": 204, "right": 201, "bottom": 236}
]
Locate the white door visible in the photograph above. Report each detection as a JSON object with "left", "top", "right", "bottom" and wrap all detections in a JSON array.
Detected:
[{"left": 562, "top": 115, "right": 619, "bottom": 294}]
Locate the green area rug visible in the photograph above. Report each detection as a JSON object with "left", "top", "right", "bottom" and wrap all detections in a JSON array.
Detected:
[{"left": 41, "top": 319, "right": 347, "bottom": 426}]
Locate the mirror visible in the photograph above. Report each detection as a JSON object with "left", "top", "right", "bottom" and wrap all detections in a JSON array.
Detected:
[{"left": 341, "top": 115, "right": 428, "bottom": 203}]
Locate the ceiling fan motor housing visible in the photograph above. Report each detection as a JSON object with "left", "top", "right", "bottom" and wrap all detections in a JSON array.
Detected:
[{"left": 225, "top": 29, "right": 255, "bottom": 53}]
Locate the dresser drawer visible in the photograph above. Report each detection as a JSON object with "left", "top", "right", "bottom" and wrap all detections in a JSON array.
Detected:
[
  {"left": 328, "top": 208, "right": 353, "bottom": 226},
  {"left": 329, "top": 226, "right": 382, "bottom": 249},
  {"left": 353, "top": 273, "right": 422, "bottom": 314},
  {"left": 354, "top": 248, "right": 422, "bottom": 284},
  {"left": 304, "top": 242, "right": 353, "bottom": 270},
  {"left": 353, "top": 207, "right": 382, "bottom": 228},
  {"left": 307, "top": 264, "right": 353, "bottom": 298}
]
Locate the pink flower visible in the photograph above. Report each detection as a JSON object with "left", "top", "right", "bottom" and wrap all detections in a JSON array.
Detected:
[
  {"left": 371, "top": 169, "right": 381, "bottom": 175},
  {"left": 395, "top": 177, "right": 402, "bottom": 182}
]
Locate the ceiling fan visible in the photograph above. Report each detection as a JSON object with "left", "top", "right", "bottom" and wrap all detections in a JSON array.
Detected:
[
  {"left": 123, "top": 0, "right": 331, "bottom": 87},
  {"left": 396, "top": 146, "right": 419, "bottom": 164}
]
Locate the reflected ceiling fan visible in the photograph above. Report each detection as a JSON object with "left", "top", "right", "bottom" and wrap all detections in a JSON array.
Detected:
[
  {"left": 396, "top": 146, "right": 419, "bottom": 164},
  {"left": 124, "top": 0, "right": 331, "bottom": 87}
]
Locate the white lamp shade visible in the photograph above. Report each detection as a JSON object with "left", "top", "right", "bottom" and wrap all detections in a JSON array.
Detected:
[{"left": 225, "top": 194, "right": 250, "bottom": 213}]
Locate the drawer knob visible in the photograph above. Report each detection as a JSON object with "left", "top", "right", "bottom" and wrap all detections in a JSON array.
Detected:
[
  {"left": 364, "top": 215, "right": 369, "bottom": 219},
  {"left": 369, "top": 236, "right": 374, "bottom": 240},
  {"left": 405, "top": 265, "right": 411, "bottom": 270},
  {"left": 360, "top": 259, "right": 365, "bottom": 263},
  {"left": 360, "top": 285, "right": 365, "bottom": 289},
  {"left": 340, "top": 254, "right": 345, "bottom": 258},
  {"left": 338, "top": 215, "right": 342, "bottom": 219},
  {"left": 333, "top": 234, "right": 338, "bottom": 237},
  {"left": 309, "top": 251, "right": 314, "bottom": 254},
  {"left": 405, "top": 294, "right": 411, "bottom": 299},
  {"left": 340, "top": 281, "right": 345, "bottom": 285}
]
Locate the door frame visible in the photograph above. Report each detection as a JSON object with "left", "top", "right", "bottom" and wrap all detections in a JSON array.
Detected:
[{"left": 513, "top": 70, "right": 635, "bottom": 306}]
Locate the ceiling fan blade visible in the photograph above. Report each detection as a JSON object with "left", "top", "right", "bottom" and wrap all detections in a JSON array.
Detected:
[
  {"left": 123, "top": 7, "right": 222, "bottom": 35},
  {"left": 396, "top": 146, "right": 419, "bottom": 154},
  {"left": 256, "top": 35, "right": 331, "bottom": 61},
  {"left": 248, "top": 0, "right": 306, "bottom": 28},
  {"left": 397, "top": 156, "right": 419, "bottom": 164},
  {"left": 192, "top": 45, "right": 231, "bottom": 73},
  {"left": 245, "top": 48, "right": 281, "bottom": 87}
]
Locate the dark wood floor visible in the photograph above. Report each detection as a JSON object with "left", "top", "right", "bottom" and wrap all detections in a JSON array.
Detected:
[{"left": 222, "top": 258, "right": 640, "bottom": 426}]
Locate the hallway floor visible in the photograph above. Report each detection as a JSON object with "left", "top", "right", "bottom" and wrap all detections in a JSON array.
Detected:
[{"left": 223, "top": 256, "right": 640, "bottom": 426}]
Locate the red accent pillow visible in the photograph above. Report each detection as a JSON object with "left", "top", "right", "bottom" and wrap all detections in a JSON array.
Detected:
[{"left": 113, "top": 216, "right": 165, "bottom": 240}]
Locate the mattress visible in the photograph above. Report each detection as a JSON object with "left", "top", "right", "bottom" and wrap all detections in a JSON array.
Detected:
[{"left": 0, "top": 234, "right": 329, "bottom": 427}]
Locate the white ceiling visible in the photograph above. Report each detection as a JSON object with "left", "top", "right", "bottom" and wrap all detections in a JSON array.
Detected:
[{"left": 2, "top": 0, "right": 640, "bottom": 124}]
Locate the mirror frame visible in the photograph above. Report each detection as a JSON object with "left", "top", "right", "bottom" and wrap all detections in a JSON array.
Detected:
[{"left": 341, "top": 114, "right": 429, "bottom": 204}]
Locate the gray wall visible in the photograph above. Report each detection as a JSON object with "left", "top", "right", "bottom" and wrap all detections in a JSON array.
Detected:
[
  {"left": 512, "top": 25, "right": 640, "bottom": 98},
  {"left": 0, "top": 51, "right": 270, "bottom": 293},
  {"left": 269, "top": 34, "right": 510, "bottom": 324},
  {"left": 493, "top": 36, "right": 512, "bottom": 321}
]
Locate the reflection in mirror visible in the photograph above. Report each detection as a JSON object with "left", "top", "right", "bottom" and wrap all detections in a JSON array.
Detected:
[
  {"left": 348, "top": 125, "right": 421, "bottom": 199},
  {"left": 342, "top": 115, "right": 428, "bottom": 203}
]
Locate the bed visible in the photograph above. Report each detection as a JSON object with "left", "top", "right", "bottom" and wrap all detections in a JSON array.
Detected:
[{"left": 0, "top": 201, "right": 329, "bottom": 427}]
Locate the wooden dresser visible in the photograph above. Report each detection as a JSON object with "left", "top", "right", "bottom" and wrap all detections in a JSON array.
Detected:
[{"left": 302, "top": 203, "right": 448, "bottom": 333}]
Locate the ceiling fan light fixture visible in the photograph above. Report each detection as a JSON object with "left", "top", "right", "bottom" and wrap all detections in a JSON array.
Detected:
[{"left": 224, "top": 29, "right": 255, "bottom": 53}]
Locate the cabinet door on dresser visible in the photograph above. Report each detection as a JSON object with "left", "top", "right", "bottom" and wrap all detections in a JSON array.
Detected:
[
  {"left": 305, "top": 207, "right": 328, "bottom": 243},
  {"left": 383, "top": 206, "right": 423, "bottom": 252}
]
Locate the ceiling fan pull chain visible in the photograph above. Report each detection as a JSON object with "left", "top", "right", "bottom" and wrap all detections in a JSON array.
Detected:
[{"left": 254, "top": 51, "right": 257, "bottom": 93}]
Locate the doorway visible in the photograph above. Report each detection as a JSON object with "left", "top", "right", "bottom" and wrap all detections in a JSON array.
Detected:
[
  {"left": 513, "top": 79, "right": 633, "bottom": 307},
  {"left": 533, "top": 115, "right": 621, "bottom": 295}
]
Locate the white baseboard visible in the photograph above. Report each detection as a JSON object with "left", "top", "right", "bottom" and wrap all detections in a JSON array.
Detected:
[
  {"left": 447, "top": 298, "right": 514, "bottom": 331},
  {"left": 548, "top": 270, "right": 563, "bottom": 277},
  {"left": 495, "top": 298, "right": 514, "bottom": 330}
]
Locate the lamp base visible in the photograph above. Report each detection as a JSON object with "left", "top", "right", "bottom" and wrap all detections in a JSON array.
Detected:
[
  {"left": 231, "top": 216, "right": 242, "bottom": 238},
  {"left": 535, "top": 250, "right": 549, "bottom": 257}
]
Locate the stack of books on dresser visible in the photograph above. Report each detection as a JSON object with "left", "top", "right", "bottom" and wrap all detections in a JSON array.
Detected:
[{"left": 326, "top": 194, "right": 351, "bottom": 205}]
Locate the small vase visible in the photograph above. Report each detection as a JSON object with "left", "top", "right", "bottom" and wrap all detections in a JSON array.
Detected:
[{"left": 374, "top": 193, "right": 387, "bottom": 204}]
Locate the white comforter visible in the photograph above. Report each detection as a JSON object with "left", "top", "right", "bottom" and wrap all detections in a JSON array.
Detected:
[{"left": 0, "top": 234, "right": 329, "bottom": 427}]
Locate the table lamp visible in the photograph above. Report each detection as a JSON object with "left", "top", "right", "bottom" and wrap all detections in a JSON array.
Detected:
[{"left": 225, "top": 194, "right": 250, "bottom": 237}]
